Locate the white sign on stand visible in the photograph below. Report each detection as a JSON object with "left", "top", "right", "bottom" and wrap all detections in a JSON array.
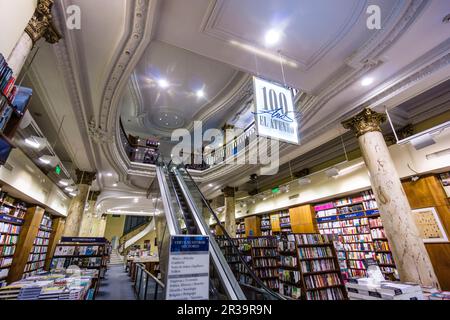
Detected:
[
  {"left": 165, "top": 235, "right": 210, "bottom": 300},
  {"left": 253, "top": 76, "right": 299, "bottom": 144}
]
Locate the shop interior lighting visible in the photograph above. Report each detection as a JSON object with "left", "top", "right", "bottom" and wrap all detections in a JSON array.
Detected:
[{"left": 25, "top": 136, "right": 47, "bottom": 150}]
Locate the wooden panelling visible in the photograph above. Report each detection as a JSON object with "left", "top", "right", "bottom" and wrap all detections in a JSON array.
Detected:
[
  {"left": 289, "top": 205, "right": 318, "bottom": 233},
  {"left": 7, "top": 206, "right": 44, "bottom": 283},
  {"left": 270, "top": 214, "right": 280, "bottom": 232},
  {"left": 45, "top": 217, "right": 65, "bottom": 270},
  {"left": 245, "top": 216, "right": 261, "bottom": 237},
  {"left": 403, "top": 175, "right": 450, "bottom": 290}
]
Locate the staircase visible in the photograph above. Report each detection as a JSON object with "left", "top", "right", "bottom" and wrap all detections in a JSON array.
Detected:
[{"left": 109, "top": 249, "right": 124, "bottom": 265}]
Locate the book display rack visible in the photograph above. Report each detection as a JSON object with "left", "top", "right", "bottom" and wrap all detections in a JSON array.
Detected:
[
  {"left": 235, "top": 219, "right": 245, "bottom": 238},
  {"left": 260, "top": 214, "right": 272, "bottom": 236},
  {"left": 0, "top": 193, "right": 26, "bottom": 287},
  {"left": 279, "top": 211, "right": 291, "bottom": 234},
  {"left": 216, "top": 236, "right": 253, "bottom": 286},
  {"left": 50, "top": 238, "right": 110, "bottom": 294},
  {"left": 250, "top": 237, "right": 280, "bottom": 290},
  {"left": 315, "top": 190, "right": 399, "bottom": 281},
  {"left": 23, "top": 213, "right": 53, "bottom": 279},
  {"left": 277, "top": 233, "right": 346, "bottom": 300},
  {"left": 0, "top": 54, "right": 32, "bottom": 165}
]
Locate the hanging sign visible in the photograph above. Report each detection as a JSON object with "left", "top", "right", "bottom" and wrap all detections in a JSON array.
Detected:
[
  {"left": 253, "top": 76, "right": 299, "bottom": 144},
  {"left": 165, "top": 235, "right": 210, "bottom": 300}
]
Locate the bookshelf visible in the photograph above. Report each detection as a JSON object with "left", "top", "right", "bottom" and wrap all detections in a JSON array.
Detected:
[
  {"left": 216, "top": 236, "right": 253, "bottom": 286},
  {"left": 0, "top": 192, "right": 27, "bottom": 287},
  {"left": 315, "top": 190, "right": 399, "bottom": 281},
  {"left": 22, "top": 213, "right": 52, "bottom": 278},
  {"left": 249, "top": 236, "right": 280, "bottom": 290},
  {"left": 279, "top": 211, "right": 291, "bottom": 234},
  {"left": 235, "top": 219, "right": 245, "bottom": 238},
  {"left": 277, "top": 233, "right": 346, "bottom": 300},
  {"left": 295, "top": 234, "right": 346, "bottom": 300},
  {"left": 260, "top": 214, "right": 272, "bottom": 236},
  {"left": 0, "top": 54, "right": 32, "bottom": 165},
  {"left": 278, "top": 237, "right": 301, "bottom": 299},
  {"left": 50, "top": 237, "right": 110, "bottom": 294}
]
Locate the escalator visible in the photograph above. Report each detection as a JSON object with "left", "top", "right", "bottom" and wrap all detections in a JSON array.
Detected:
[{"left": 154, "top": 158, "right": 285, "bottom": 300}]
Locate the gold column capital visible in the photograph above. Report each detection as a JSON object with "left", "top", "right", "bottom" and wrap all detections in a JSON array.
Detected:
[
  {"left": 25, "top": 0, "right": 62, "bottom": 45},
  {"left": 222, "top": 186, "right": 235, "bottom": 198},
  {"left": 342, "top": 107, "right": 386, "bottom": 137},
  {"left": 75, "top": 170, "right": 97, "bottom": 185}
]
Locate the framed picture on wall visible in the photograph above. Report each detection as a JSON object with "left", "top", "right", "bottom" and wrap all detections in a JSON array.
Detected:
[{"left": 411, "top": 207, "right": 448, "bottom": 243}]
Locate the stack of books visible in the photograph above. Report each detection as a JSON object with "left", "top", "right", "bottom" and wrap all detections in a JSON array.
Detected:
[{"left": 346, "top": 278, "right": 425, "bottom": 300}]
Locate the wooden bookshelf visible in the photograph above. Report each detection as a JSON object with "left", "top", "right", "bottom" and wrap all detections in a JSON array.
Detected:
[
  {"left": 7, "top": 206, "right": 45, "bottom": 283},
  {"left": 314, "top": 190, "right": 399, "bottom": 281}
]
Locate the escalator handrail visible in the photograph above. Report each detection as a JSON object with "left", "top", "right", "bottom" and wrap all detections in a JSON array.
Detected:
[
  {"left": 176, "top": 164, "right": 286, "bottom": 300},
  {"left": 171, "top": 166, "right": 246, "bottom": 300}
]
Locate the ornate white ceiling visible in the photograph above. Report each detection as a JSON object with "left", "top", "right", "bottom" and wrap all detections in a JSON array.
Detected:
[
  {"left": 24, "top": 0, "right": 450, "bottom": 205},
  {"left": 120, "top": 40, "right": 247, "bottom": 138}
]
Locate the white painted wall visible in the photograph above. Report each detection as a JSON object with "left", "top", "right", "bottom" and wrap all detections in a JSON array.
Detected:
[
  {"left": 241, "top": 127, "right": 450, "bottom": 216},
  {"left": 0, "top": 0, "right": 36, "bottom": 58},
  {"left": 0, "top": 148, "right": 70, "bottom": 216}
]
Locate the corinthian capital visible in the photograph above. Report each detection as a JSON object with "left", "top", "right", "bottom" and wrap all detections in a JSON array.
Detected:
[
  {"left": 25, "top": 0, "right": 62, "bottom": 45},
  {"left": 342, "top": 107, "right": 387, "bottom": 138}
]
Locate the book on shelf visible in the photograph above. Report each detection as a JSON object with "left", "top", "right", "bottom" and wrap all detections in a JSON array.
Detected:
[{"left": 315, "top": 190, "right": 398, "bottom": 282}]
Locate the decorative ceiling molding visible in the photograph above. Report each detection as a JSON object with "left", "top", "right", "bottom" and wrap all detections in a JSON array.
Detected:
[
  {"left": 200, "top": 0, "right": 367, "bottom": 71},
  {"left": 98, "top": 0, "right": 160, "bottom": 190},
  {"left": 301, "top": 0, "right": 428, "bottom": 121}
]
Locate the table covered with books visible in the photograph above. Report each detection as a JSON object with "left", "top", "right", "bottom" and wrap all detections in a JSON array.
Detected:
[
  {"left": 0, "top": 269, "right": 98, "bottom": 300},
  {"left": 127, "top": 255, "right": 159, "bottom": 280}
]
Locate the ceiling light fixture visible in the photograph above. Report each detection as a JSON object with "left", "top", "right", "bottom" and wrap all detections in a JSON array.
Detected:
[
  {"left": 25, "top": 136, "right": 47, "bottom": 149},
  {"left": 59, "top": 179, "right": 71, "bottom": 186},
  {"left": 361, "top": 77, "right": 374, "bottom": 86},
  {"left": 265, "top": 29, "right": 281, "bottom": 46},
  {"left": 65, "top": 187, "right": 74, "bottom": 192},
  {"left": 158, "top": 79, "right": 169, "bottom": 88},
  {"left": 112, "top": 183, "right": 118, "bottom": 187},
  {"left": 38, "top": 155, "right": 58, "bottom": 166},
  {"left": 196, "top": 89, "right": 204, "bottom": 98},
  {"left": 229, "top": 40, "right": 298, "bottom": 68},
  {"left": 106, "top": 172, "right": 113, "bottom": 177},
  {"left": 69, "top": 192, "right": 77, "bottom": 197},
  {"left": 133, "top": 198, "right": 139, "bottom": 203}
]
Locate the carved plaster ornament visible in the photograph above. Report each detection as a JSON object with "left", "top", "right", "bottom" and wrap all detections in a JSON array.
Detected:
[
  {"left": 25, "top": 0, "right": 62, "bottom": 45},
  {"left": 88, "top": 118, "right": 113, "bottom": 143}
]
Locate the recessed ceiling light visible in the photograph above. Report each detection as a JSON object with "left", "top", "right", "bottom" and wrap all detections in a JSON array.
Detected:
[
  {"left": 106, "top": 172, "right": 113, "bottom": 177},
  {"left": 69, "top": 192, "right": 77, "bottom": 197},
  {"left": 361, "top": 77, "right": 374, "bottom": 86},
  {"left": 112, "top": 183, "right": 118, "bottom": 187},
  {"left": 158, "top": 79, "right": 169, "bottom": 88},
  {"left": 133, "top": 198, "right": 139, "bottom": 203},
  {"left": 196, "top": 90, "right": 204, "bottom": 98},
  {"left": 208, "top": 184, "right": 213, "bottom": 187},
  {"left": 65, "top": 187, "right": 74, "bottom": 192},
  {"left": 25, "top": 137, "right": 44, "bottom": 149},
  {"left": 265, "top": 29, "right": 281, "bottom": 46},
  {"left": 59, "top": 180, "right": 69, "bottom": 186},
  {"left": 39, "top": 157, "right": 51, "bottom": 165}
]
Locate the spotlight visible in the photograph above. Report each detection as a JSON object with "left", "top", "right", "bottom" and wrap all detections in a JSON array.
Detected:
[
  {"left": 361, "top": 77, "right": 374, "bottom": 86},
  {"left": 158, "top": 79, "right": 169, "bottom": 88},
  {"left": 265, "top": 29, "right": 281, "bottom": 46},
  {"left": 196, "top": 90, "right": 204, "bottom": 98}
]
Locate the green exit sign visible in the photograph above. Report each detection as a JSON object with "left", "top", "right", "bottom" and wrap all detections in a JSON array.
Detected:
[
  {"left": 272, "top": 187, "right": 280, "bottom": 194},
  {"left": 55, "top": 165, "right": 61, "bottom": 175}
]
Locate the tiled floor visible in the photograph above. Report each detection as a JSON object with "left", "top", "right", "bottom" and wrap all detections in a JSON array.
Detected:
[{"left": 96, "top": 265, "right": 136, "bottom": 300}]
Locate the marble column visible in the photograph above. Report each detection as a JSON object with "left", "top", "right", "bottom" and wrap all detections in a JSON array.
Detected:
[
  {"left": 342, "top": 108, "right": 439, "bottom": 288},
  {"left": 223, "top": 187, "right": 236, "bottom": 237},
  {"left": 7, "top": 0, "right": 61, "bottom": 76},
  {"left": 63, "top": 171, "right": 96, "bottom": 237}
]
